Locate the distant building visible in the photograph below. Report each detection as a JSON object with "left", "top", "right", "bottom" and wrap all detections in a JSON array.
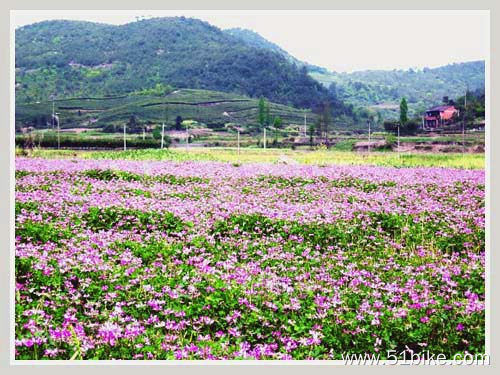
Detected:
[{"left": 424, "top": 105, "right": 459, "bottom": 129}]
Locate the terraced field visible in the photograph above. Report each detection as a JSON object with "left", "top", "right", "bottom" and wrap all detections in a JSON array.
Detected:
[{"left": 15, "top": 89, "right": 317, "bottom": 129}]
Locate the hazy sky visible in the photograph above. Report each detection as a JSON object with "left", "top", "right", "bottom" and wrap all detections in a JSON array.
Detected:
[{"left": 12, "top": 10, "right": 489, "bottom": 73}]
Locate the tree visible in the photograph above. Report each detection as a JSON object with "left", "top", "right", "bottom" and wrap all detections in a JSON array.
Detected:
[
  {"left": 400, "top": 97, "right": 408, "bottom": 127},
  {"left": 320, "top": 101, "right": 332, "bottom": 144},
  {"left": 175, "top": 115, "right": 183, "bottom": 130},
  {"left": 314, "top": 118, "right": 321, "bottom": 137},
  {"left": 273, "top": 116, "right": 282, "bottom": 128},
  {"left": 384, "top": 119, "right": 418, "bottom": 135},
  {"left": 384, "top": 120, "right": 399, "bottom": 134},
  {"left": 328, "top": 82, "right": 337, "bottom": 98},
  {"left": 152, "top": 125, "right": 162, "bottom": 140},
  {"left": 258, "top": 97, "right": 266, "bottom": 126},
  {"left": 308, "top": 124, "right": 315, "bottom": 147},
  {"left": 272, "top": 116, "right": 282, "bottom": 144},
  {"left": 265, "top": 102, "right": 271, "bottom": 126},
  {"left": 127, "top": 115, "right": 141, "bottom": 133},
  {"left": 385, "top": 133, "right": 396, "bottom": 147},
  {"left": 404, "top": 120, "right": 418, "bottom": 135},
  {"left": 163, "top": 104, "right": 169, "bottom": 127},
  {"left": 103, "top": 123, "right": 117, "bottom": 133},
  {"left": 455, "top": 90, "right": 484, "bottom": 128}
]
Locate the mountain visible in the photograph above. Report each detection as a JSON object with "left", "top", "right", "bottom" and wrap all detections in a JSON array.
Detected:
[
  {"left": 16, "top": 17, "right": 483, "bottom": 128},
  {"left": 222, "top": 28, "right": 485, "bottom": 114},
  {"left": 224, "top": 28, "right": 303, "bottom": 66},
  {"left": 15, "top": 17, "right": 346, "bottom": 115},
  {"left": 224, "top": 28, "right": 327, "bottom": 73},
  {"left": 309, "top": 61, "right": 485, "bottom": 110}
]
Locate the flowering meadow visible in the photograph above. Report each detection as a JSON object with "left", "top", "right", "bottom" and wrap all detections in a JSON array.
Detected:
[{"left": 15, "top": 158, "right": 485, "bottom": 360}]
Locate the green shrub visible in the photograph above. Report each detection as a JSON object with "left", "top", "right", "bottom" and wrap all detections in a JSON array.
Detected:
[
  {"left": 83, "top": 169, "right": 142, "bottom": 181},
  {"left": 385, "top": 134, "right": 396, "bottom": 146},
  {"left": 16, "top": 221, "right": 72, "bottom": 244},
  {"left": 79, "top": 206, "right": 190, "bottom": 233}
]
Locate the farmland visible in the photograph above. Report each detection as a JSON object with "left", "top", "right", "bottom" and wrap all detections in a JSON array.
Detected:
[
  {"left": 15, "top": 88, "right": 318, "bottom": 130},
  {"left": 15, "top": 157, "right": 485, "bottom": 360},
  {"left": 20, "top": 148, "right": 485, "bottom": 169}
]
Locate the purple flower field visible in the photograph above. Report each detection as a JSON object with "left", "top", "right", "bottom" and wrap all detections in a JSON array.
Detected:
[{"left": 15, "top": 158, "right": 485, "bottom": 360}]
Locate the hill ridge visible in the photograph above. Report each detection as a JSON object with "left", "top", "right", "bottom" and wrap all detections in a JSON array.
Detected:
[{"left": 15, "top": 17, "right": 344, "bottom": 114}]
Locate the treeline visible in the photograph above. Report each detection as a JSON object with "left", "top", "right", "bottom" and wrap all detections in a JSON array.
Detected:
[
  {"left": 319, "top": 61, "right": 485, "bottom": 109},
  {"left": 454, "top": 89, "right": 485, "bottom": 123},
  {"left": 382, "top": 98, "right": 416, "bottom": 135},
  {"left": 102, "top": 115, "right": 186, "bottom": 134},
  {"left": 15, "top": 135, "right": 170, "bottom": 149}
]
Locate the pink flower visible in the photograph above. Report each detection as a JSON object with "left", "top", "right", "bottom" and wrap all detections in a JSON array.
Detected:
[
  {"left": 98, "top": 322, "right": 123, "bottom": 346},
  {"left": 174, "top": 349, "right": 188, "bottom": 359},
  {"left": 124, "top": 322, "right": 145, "bottom": 339},
  {"left": 49, "top": 327, "right": 72, "bottom": 342},
  {"left": 44, "top": 348, "right": 59, "bottom": 358},
  {"left": 215, "top": 330, "right": 225, "bottom": 338},
  {"left": 228, "top": 328, "right": 241, "bottom": 337}
]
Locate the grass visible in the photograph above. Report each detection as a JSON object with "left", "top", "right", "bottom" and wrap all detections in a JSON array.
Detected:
[
  {"left": 20, "top": 147, "right": 485, "bottom": 169},
  {"left": 331, "top": 139, "right": 358, "bottom": 151},
  {"left": 400, "top": 134, "right": 485, "bottom": 144},
  {"left": 31, "top": 129, "right": 149, "bottom": 139}
]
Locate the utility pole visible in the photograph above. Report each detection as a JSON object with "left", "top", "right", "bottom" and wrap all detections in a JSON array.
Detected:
[
  {"left": 56, "top": 112, "right": 60, "bottom": 150},
  {"left": 52, "top": 100, "right": 55, "bottom": 132},
  {"left": 368, "top": 120, "right": 371, "bottom": 153},
  {"left": 185, "top": 122, "right": 189, "bottom": 151},
  {"left": 142, "top": 127, "right": 145, "bottom": 140},
  {"left": 237, "top": 130, "right": 240, "bottom": 155},
  {"left": 397, "top": 123, "right": 400, "bottom": 159},
  {"left": 303, "top": 110, "right": 307, "bottom": 138},
  {"left": 161, "top": 122, "right": 165, "bottom": 149},
  {"left": 463, "top": 87, "right": 467, "bottom": 155},
  {"left": 161, "top": 102, "right": 167, "bottom": 150},
  {"left": 122, "top": 123, "right": 126, "bottom": 151},
  {"left": 123, "top": 123, "right": 127, "bottom": 151},
  {"left": 263, "top": 127, "right": 267, "bottom": 149}
]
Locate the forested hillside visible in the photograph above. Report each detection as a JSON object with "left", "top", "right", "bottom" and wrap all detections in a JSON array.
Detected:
[
  {"left": 224, "top": 28, "right": 303, "bottom": 67},
  {"left": 15, "top": 17, "right": 347, "bottom": 115},
  {"left": 224, "top": 28, "right": 485, "bottom": 112},
  {"left": 310, "top": 61, "right": 485, "bottom": 110},
  {"left": 224, "top": 28, "right": 328, "bottom": 74}
]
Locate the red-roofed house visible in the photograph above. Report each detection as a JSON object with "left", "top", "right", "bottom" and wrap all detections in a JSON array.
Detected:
[{"left": 424, "top": 105, "right": 459, "bottom": 128}]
